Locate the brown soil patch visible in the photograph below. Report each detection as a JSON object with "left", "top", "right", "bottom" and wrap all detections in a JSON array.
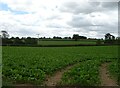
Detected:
[
  {"left": 13, "top": 84, "right": 34, "bottom": 88},
  {"left": 100, "top": 63, "right": 118, "bottom": 86},
  {"left": 13, "top": 83, "right": 49, "bottom": 88},
  {"left": 43, "top": 64, "right": 77, "bottom": 86}
]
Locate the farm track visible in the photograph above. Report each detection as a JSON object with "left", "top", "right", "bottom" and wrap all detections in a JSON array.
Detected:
[
  {"left": 43, "top": 63, "right": 79, "bottom": 86},
  {"left": 100, "top": 63, "right": 118, "bottom": 86}
]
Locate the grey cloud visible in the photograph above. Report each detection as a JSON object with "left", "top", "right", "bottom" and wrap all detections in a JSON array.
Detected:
[
  {"left": 90, "top": 24, "right": 118, "bottom": 37},
  {"left": 88, "top": 2, "right": 101, "bottom": 7},
  {"left": 16, "top": 29, "right": 36, "bottom": 36},
  {"left": 101, "top": 2, "right": 118, "bottom": 9},
  {"left": 46, "top": 23, "right": 64, "bottom": 28},
  {"left": 67, "top": 14, "right": 103, "bottom": 28},
  {"left": 46, "top": 15, "right": 61, "bottom": 20},
  {"left": 60, "top": 2, "right": 95, "bottom": 14},
  {"left": 59, "top": 2, "right": 117, "bottom": 14},
  {"left": 59, "top": 1, "right": 100, "bottom": 14}
]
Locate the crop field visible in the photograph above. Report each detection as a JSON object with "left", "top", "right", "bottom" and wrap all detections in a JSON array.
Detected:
[
  {"left": 38, "top": 40, "right": 98, "bottom": 45},
  {"left": 2, "top": 46, "right": 119, "bottom": 86}
]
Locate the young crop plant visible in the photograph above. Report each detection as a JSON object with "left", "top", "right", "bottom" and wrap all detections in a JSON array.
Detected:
[
  {"left": 60, "top": 60, "right": 101, "bottom": 86},
  {"left": 108, "top": 60, "right": 119, "bottom": 84}
]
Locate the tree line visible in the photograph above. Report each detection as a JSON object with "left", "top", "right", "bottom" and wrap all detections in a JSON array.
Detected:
[{"left": 0, "top": 30, "right": 119, "bottom": 46}]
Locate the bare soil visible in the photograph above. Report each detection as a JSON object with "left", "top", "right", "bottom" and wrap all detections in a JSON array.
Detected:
[
  {"left": 13, "top": 84, "right": 34, "bottom": 88},
  {"left": 100, "top": 63, "right": 118, "bottom": 86}
]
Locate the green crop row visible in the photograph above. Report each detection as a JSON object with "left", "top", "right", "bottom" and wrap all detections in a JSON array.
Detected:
[
  {"left": 60, "top": 60, "right": 101, "bottom": 86},
  {"left": 108, "top": 60, "right": 119, "bottom": 84}
]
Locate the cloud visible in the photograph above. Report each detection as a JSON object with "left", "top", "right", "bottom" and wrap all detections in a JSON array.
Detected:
[
  {"left": 67, "top": 14, "right": 93, "bottom": 27},
  {"left": 59, "top": 1, "right": 99, "bottom": 14},
  {"left": 101, "top": 2, "right": 118, "bottom": 9},
  {"left": 0, "top": 0, "right": 118, "bottom": 38},
  {"left": 59, "top": 1, "right": 118, "bottom": 14}
]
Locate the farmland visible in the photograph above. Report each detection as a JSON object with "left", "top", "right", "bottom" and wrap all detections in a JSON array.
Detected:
[
  {"left": 2, "top": 46, "right": 119, "bottom": 86},
  {"left": 38, "top": 39, "right": 98, "bottom": 45}
]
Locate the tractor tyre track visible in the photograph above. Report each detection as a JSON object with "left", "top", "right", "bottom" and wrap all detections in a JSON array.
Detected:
[{"left": 100, "top": 63, "right": 118, "bottom": 86}]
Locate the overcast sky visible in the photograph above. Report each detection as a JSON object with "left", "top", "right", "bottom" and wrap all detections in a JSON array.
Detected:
[{"left": 0, "top": 0, "right": 118, "bottom": 38}]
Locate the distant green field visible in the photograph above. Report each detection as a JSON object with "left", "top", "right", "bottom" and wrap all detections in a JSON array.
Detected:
[
  {"left": 38, "top": 40, "right": 98, "bottom": 45},
  {"left": 2, "top": 46, "right": 118, "bottom": 86}
]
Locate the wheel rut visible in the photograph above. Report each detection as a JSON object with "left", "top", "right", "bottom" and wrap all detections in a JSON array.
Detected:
[
  {"left": 43, "top": 63, "right": 77, "bottom": 86},
  {"left": 100, "top": 63, "right": 118, "bottom": 86}
]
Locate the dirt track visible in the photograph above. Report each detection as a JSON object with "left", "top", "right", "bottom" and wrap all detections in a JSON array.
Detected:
[
  {"left": 100, "top": 63, "right": 118, "bottom": 86},
  {"left": 43, "top": 64, "right": 77, "bottom": 86}
]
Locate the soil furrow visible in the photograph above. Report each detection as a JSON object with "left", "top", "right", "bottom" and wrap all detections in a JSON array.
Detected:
[
  {"left": 100, "top": 63, "right": 118, "bottom": 86},
  {"left": 43, "top": 64, "right": 77, "bottom": 86}
]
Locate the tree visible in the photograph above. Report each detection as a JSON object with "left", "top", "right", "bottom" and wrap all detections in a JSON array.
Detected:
[
  {"left": 72, "top": 34, "right": 79, "bottom": 41},
  {"left": 25, "top": 37, "right": 37, "bottom": 45},
  {"left": 1, "top": 30, "right": 9, "bottom": 38},
  {"left": 79, "top": 36, "right": 87, "bottom": 39},
  {"left": 72, "top": 34, "right": 87, "bottom": 41},
  {"left": 105, "top": 33, "right": 116, "bottom": 40},
  {"left": 111, "top": 35, "right": 115, "bottom": 40},
  {"left": 53, "top": 36, "right": 62, "bottom": 39},
  {"left": 64, "top": 37, "right": 71, "bottom": 39},
  {"left": 105, "top": 33, "right": 113, "bottom": 40},
  {"left": 104, "top": 33, "right": 116, "bottom": 45}
]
